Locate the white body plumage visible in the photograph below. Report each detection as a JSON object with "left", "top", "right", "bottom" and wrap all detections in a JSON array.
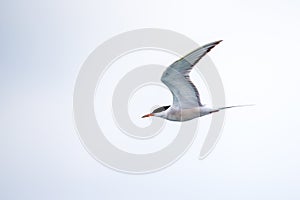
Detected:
[{"left": 142, "top": 40, "right": 251, "bottom": 122}]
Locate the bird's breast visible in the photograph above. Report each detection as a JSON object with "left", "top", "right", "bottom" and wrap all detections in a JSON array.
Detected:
[{"left": 167, "top": 107, "right": 201, "bottom": 121}]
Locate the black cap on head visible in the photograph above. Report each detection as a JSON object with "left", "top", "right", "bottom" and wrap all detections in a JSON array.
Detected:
[{"left": 152, "top": 105, "right": 170, "bottom": 113}]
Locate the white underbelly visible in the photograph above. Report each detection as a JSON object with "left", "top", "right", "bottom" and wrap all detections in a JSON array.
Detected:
[{"left": 167, "top": 107, "right": 201, "bottom": 121}]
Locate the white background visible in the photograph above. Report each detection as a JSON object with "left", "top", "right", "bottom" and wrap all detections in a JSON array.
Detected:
[{"left": 1, "top": 0, "right": 300, "bottom": 199}]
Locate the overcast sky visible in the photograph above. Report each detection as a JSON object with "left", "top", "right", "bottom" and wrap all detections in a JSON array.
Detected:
[{"left": 1, "top": 0, "right": 300, "bottom": 199}]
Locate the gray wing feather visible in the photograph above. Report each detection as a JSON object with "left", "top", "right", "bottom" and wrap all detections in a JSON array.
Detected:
[{"left": 161, "top": 40, "right": 222, "bottom": 109}]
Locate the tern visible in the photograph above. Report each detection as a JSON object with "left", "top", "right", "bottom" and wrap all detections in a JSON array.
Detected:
[{"left": 142, "top": 40, "right": 251, "bottom": 121}]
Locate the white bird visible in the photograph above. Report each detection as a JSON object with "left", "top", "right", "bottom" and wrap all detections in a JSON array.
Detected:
[{"left": 142, "top": 40, "right": 251, "bottom": 121}]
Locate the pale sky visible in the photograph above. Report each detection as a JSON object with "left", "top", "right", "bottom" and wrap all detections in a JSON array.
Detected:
[{"left": 1, "top": 0, "right": 300, "bottom": 199}]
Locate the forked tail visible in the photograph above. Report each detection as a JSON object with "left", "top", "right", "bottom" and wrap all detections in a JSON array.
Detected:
[{"left": 216, "top": 104, "right": 254, "bottom": 112}]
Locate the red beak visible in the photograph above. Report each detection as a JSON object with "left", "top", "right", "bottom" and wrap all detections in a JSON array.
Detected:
[{"left": 141, "top": 113, "right": 154, "bottom": 118}]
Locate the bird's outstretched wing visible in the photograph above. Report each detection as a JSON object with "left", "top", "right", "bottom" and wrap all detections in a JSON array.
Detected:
[{"left": 161, "top": 40, "right": 222, "bottom": 109}]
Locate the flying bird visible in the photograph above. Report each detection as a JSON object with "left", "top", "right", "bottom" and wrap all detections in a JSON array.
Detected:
[{"left": 142, "top": 40, "right": 251, "bottom": 121}]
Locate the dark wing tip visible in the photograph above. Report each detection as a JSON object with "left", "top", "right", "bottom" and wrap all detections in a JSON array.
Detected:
[
  {"left": 211, "top": 40, "right": 223, "bottom": 45},
  {"left": 208, "top": 40, "right": 223, "bottom": 47},
  {"left": 204, "top": 40, "right": 223, "bottom": 54}
]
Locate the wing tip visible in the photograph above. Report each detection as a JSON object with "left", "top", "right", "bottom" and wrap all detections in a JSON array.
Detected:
[
  {"left": 203, "top": 39, "right": 223, "bottom": 54},
  {"left": 213, "top": 39, "right": 223, "bottom": 45}
]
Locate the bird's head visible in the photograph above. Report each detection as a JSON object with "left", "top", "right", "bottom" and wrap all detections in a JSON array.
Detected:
[{"left": 141, "top": 105, "right": 170, "bottom": 118}]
